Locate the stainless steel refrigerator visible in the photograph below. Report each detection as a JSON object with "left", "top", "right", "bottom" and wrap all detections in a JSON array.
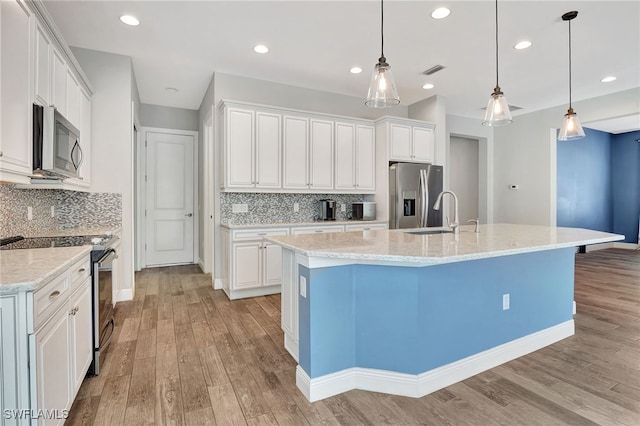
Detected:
[{"left": 389, "top": 163, "right": 443, "bottom": 229}]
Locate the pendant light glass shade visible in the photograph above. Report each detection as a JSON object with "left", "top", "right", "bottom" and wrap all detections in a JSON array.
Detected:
[
  {"left": 558, "top": 107, "right": 585, "bottom": 140},
  {"left": 558, "top": 11, "right": 585, "bottom": 141},
  {"left": 482, "top": 0, "right": 512, "bottom": 126},
  {"left": 365, "top": 57, "right": 400, "bottom": 107},
  {"left": 482, "top": 87, "right": 512, "bottom": 126},
  {"left": 365, "top": 0, "right": 400, "bottom": 107}
]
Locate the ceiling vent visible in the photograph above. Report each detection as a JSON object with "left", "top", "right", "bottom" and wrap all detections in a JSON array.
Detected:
[
  {"left": 422, "top": 65, "right": 446, "bottom": 75},
  {"left": 481, "top": 104, "right": 523, "bottom": 111}
]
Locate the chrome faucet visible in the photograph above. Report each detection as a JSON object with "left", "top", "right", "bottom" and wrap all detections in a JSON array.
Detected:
[{"left": 433, "top": 191, "right": 460, "bottom": 234}]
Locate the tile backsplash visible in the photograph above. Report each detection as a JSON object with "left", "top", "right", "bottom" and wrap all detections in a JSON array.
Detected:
[
  {"left": 221, "top": 192, "right": 367, "bottom": 225},
  {"left": 0, "top": 185, "right": 121, "bottom": 238}
]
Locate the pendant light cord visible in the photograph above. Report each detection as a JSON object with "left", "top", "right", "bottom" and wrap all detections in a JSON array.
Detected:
[
  {"left": 495, "top": 0, "right": 499, "bottom": 87},
  {"left": 380, "top": 0, "right": 385, "bottom": 59},
  {"left": 568, "top": 18, "right": 572, "bottom": 109}
]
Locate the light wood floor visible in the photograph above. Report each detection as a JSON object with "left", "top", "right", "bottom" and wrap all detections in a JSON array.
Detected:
[{"left": 67, "top": 248, "right": 640, "bottom": 425}]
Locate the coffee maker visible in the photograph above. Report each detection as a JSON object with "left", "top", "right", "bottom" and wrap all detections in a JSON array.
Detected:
[{"left": 320, "top": 199, "right": 337, "bottom": 221}]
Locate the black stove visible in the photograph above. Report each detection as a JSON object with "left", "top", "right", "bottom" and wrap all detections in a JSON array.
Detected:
[{"left": 0, "top": 234, "right": 115, "bottom": 251}]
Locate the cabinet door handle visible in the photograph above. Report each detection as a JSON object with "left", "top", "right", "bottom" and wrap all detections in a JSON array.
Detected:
[
  {"left": 314, "top": 230, "right": 323, "bottom": 233},
  {"left": 257, "top": 233, "right": 267, "bottom": 236},
  {"left": 49, "top": 290, "right": 61, "bottom": 300},
  {"left": 185, "top": 213, "right": 193, "bottom": 217},
  {"left": 78, "top": 268, "right": 86, "bottom": 273}
]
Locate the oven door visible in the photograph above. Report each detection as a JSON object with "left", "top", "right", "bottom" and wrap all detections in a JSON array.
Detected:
[{"left": 91, "top": 248, "right": 116, "bottom": 375}]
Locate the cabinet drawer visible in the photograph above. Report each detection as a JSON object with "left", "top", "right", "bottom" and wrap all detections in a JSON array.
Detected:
[
  {"left": 30, "top": 272, "right": 70, "bottom": 333},
  {"left": 345, "top": 223, "right": 388, "bottom": 232},
  {"left": 69, "top": 256, "right": 91, "bottom": 292},
  {"left": 232, "top": 228, "right": 289, "bottom": 241},
  {"left": 291, "top": 225, "right": 345, "bottom": 235}
]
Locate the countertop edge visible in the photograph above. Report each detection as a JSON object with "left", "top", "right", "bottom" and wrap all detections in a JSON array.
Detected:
[{"left": 221, "top": 220, "right": 388, "bottom": 229}]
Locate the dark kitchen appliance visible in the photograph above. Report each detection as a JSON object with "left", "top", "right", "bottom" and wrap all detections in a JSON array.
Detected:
[
  {"left": 320, "top": 199, "right": 337, "bottom": 221},
  {"left": 1, "top": 233, "right": 117, "bottom": 376},
  {"left": 351, "top": 202, "right": 377, "bottom": 221},
  {"left": 389, "top": 163, "right": 444, "bottom": 229}
]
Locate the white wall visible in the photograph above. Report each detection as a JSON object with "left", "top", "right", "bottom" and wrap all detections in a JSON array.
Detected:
[
  {"left": 140, "top": 103, "right": 199, "bottom": 131},
  {"left": 493, "top": 88, "right": 640, "bottom": 226},
  {"left": 450, "top": 136, "right": 479, "bottom": 224},
  {"left": 72, "top": 47, "right": 139, "bottom": 301}
]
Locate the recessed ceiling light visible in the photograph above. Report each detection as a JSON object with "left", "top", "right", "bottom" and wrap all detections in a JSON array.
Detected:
[
  {"left": 165, "top": 87, "right": 178, "bottom": 93},
  {"left": 253, "top": 45, "right": 269, "bottom": 54},
  {"left": 350, "top": 67, "right": 363, "bottom": 74},
  {"left": 601, "top": 76, "right": 617, "bottom": 83},
  {"left": 119, "top": 15, "right": 140, "bottom": 26},
  {"left": 422, "top": 83, "right": 435, "bottom": 90},
  {"left": 514, "top": 40, "right": 532, "bottom": 50},
  {"left": 431, "top": 7, "right": 451, "bottom": 19}
]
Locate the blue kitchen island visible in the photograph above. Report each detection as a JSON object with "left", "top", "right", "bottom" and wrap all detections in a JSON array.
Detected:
[{"left": 268, "top": 224, "right": 623, "bottom": 402}]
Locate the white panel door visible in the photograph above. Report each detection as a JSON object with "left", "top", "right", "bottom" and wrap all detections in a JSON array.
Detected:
[
  {"left": 146, "top": 131, "right": 195, "bottom": 266},
  {"left": 356, "top": 125, "right": 376, "bottom": 191},
  {"left": 309, "top": 119, "right": 334, "bottom": 189},
  {"left": 334, "top": 123, "right": 355, "bottom": 190},
  {"left": 283, "top": 116, "right": 309, "bottom": 189},
  {"left": 233, "top": 242, "right": 261, "bottom": 289},
  {"left": 413, "top": 127, "right": 434, "bottom": 163},
  {"left": 226, "top": 108, "right": 254, "bottom": 188},
  {"left": 263, "top": 242, "right": 283, "bottom": 286},
  {"left": 389, "top": 123, "right": 412, "bottom": 161},
  {"left": 255, "top": 112, "right": 281, "bottom": 188}
]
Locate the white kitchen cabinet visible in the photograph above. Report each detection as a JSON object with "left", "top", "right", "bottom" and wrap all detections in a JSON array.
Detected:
[
  {"left": 34, "top": 20, "right": 52, "bottom": 106},
  {"left": 309, "top": 119, "right": 334, "bottom": 190},
  {"left": 51, "top": 46, "right": 67, "bottom": 116},
  {"left": 0, "top": 0, "right": 34, "bottom": 184},
  {"left": 334, "top": 123, "right": 376, "bottom": 193},
  {"left": 222, "top": 228, "right": 289, "bottom": 300},
  {"left": 223, "top": 106, "right": 281, "bottom": 189},
  {"left": 291, "top": 224, "right": 345, "bottom": 235},
  {"left": 385, "top": 119, "right": 435, "bottom": 164},
  {"left": 69, "top": 278, "right": 93, "bottom": 397},
  {"left": 283, "top": 115, "right": 309, "bottom": 189},
  {"left": 65, "top": 69, "right": 80, "bottom": 129},
  {"left": 345, "top": 223, "right": 388, "bottom": 232}
]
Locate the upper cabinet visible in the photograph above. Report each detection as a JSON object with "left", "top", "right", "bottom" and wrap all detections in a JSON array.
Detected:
[
  {"left": 379, "top": 118, "right": 435, "bottom": 164},
  {"left": 220, "top": 100, "right": 375, "bottom": 194},
  {"left": 1, "top": 0, "right": 93, "bottom": 187}
]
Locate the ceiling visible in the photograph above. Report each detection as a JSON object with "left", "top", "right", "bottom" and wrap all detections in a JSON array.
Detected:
[{"left": 44, "top": 1, "right": 640, "bottom": 122}]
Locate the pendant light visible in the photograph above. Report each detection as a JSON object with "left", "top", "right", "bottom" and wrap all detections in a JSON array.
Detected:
[
  {"left": 365, "top": 0, "right": 400, "bottom": 107},
  {"left": 482, "top": 0, "right": 512, "bottom": 126},
  {"left": 558, "top": 11, "right": 585, "bottom": 141}
]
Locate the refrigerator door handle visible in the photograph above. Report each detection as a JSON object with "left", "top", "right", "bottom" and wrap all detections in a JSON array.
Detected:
[{"left": 419, "top": 169, "right": 428, "bottom": 227}]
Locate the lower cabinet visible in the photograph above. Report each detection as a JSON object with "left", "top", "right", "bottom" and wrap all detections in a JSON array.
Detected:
[
  {"left": 0, "top": 255, "right": 91, "bottom": 426},
  {"left": 222, "top": 228, "right": 289, "bottom": 300}
]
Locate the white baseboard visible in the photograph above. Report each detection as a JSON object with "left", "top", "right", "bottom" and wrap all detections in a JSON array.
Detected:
[
  {"left": 587, "top": 242, "right": 638, "bottom": 252},
  {"left": 198, "top": 258, "right": 206, "bottom": 273},
  {"left": 614, "top": 242, "right": 639, "bottom": 250},
  {"left": 115, "top": 289, "right": 134, "bottom": 303},
  {"left": 284, "top": 333, "right": 299, "bottom": 362},
  {"left": 213, "top": 278, "right": 223, "bottom": 290},
  {"left": 297, "top": 320, "right": 574, "bottom": 402}
]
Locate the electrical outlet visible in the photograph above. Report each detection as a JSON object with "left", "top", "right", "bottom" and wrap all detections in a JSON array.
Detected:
[
  {"left": 50, "top": 206, "right": 55, "bottom": 217},
  {"left": 232, "top": 203, "right": 248, "bottom": 213},
  {"left": 341, "top": 203, "right": 346, "bottom": 212},
  {"left": 294, "top": 203, "right": 299, "bottom": 212},
  {"left": 27, "top": 206, "right": 33, "bottom": 221},
  {"left": 503, "top": 294, "right": 510, "bottom": 310},
  {"left": 300, "top": 276, "right": 307, "bottom": 298}
]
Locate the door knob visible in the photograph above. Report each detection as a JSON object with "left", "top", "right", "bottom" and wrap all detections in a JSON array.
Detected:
[{"left": 185, "top": 213, "right": 193, "bottom": 217}]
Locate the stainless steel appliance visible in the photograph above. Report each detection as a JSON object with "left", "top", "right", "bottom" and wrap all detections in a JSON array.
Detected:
[
  {"left": 320, "top": 199, "right": 337, "bottom": 221},
  {"left": 0, "top": 233, "right": 117, "bottom": 376},
  {"left": 351, "top": 202, "right": 377, "bottom": 221},
  {"left": 389, "top": 163, "right": 443, "bottom": 229},
  {"left": 33, "top": 103, "right": 83, "bottom": 179}
]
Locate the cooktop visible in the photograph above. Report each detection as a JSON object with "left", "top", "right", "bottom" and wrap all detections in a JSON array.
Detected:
[{"left": 0, "top": 234, "right": 114, "bottom": 250}]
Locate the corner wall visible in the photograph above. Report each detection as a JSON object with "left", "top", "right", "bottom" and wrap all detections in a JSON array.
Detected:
[{"left": 611, "top": 130, "right": 640, "bottom": 243}]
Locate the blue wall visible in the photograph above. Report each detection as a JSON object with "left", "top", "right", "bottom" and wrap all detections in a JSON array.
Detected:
[
  {"left": 557, "top": 128, "right": 640, "bottom": 243},
  {"left": 299, "top": 249, "right": 575, "bottom": 379},
  {"left": 557, "top": 128, "right": 612, "bottom": 232},
  {"left": 611, "top": 131, "right": 640, "bottom": 243}
]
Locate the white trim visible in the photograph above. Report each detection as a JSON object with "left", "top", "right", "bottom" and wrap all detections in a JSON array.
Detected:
[
  {"left": 213, "top": 278, "right": 223, "bottom": 290},
  {"left": 198, "top": 258, "right": 206, "bottom": 273},
  {"left": 573, "top": 301, "right": 576, "bottom": 315},
  {"left": 297, "top": 320, "right": 574, "bottom": 402},
  {"left": 225, "top": 285, "right": 281, "bottom": 300},
  {"left": 115, "top": 289, "right": 134, "bottom": 303},
  {"left": 614, "top": 242, "right": 639, "bottom": 250},
  {"left": 284, "top": 333, "right": 299, "bottom": 362}
]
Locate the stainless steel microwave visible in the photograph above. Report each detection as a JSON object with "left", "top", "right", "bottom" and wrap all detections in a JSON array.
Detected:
[{"left": 33, "top": 104, "right": 82, "bottom": 179}]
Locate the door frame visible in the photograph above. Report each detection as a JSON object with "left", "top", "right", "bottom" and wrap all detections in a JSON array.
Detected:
[
  {"left": 202, "top": 109, "right": 215, "bottom": 275},
  {"left": 135, "top": 126, "right": 199, "bottom": 269}
]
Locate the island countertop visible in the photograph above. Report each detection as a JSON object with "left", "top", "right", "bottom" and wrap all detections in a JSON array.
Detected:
[{"left": 267, "top": 223, "right": 624, "bottom": 266}]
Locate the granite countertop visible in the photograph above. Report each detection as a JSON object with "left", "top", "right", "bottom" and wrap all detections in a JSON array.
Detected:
[
  {"left": 221, "top": 220, "right": 388, "bottom": 229},
  {"left": 30, "top": 225, "right": 122, "bottom": 238},
  {"left": 266, "top": 223, "right": 625, "bottom": 267},
  {"left": 0, "top": 246, "right": 93, "bottom": 292}
]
